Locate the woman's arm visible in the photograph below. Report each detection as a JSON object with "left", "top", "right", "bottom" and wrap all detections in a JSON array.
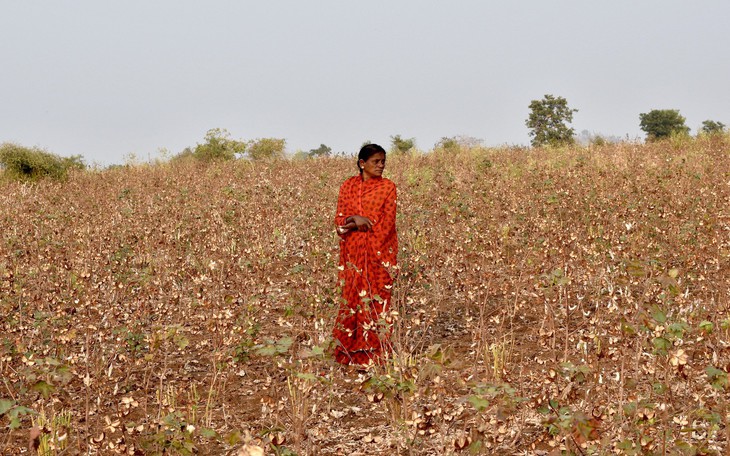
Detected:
[
  {"left": 335, "top": 178, "right": 375, "bottom": 235},
  {"left": 348, "top": 215, "right": 373, "bottom": 232},
  {"left": 336, "top": 220, "right": 357, "bottom": 235}
]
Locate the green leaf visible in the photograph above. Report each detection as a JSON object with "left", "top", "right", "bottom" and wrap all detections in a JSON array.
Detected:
[
  {"left": 706, "top": 366, "right": 728, "bottom": 390},
  {"left": 667, "top": 322, "right": 689, "bottom": 338},
  {"left": 276, "top": 336, "right": 293, "bottom": 353},
  {"left": 546, "top": 423, "right": 561, "bottom": 436},
  {"left": 622, "top": 401, "right": 637, "bottom": 416},
  {"left": 295, "top": 373, "right": 319, "bottom": 382},
  {"left": 226, "top": 430, "right": 242, "bottom": 446},
  {"left": 44, "top": 357, "right": 61, "bottom": 366},
  {"left": 651, "top": 307, "right": 667, "bottom": 323},
  {"left": 468, "top": 395, "right": 490, "bottom": 412},
  {"left": 301, "top": 344, "right": 326, "bottom": 359},
  {"left": 706, "top": 366, "right": 726, "bottom": 378},
  {"left": 54, "top": 365, "right": 73, "bottom": 385},
  {"left": 8, "top": 405, "right": 35, "bottom": 429},
  {"left": 255, "top": 344, "right": 278, "bottom": 357},
  {"left": 31, "top": 380, "right": 55, "bottom": 398},
  {"left": 621, "top": 322, "right": 636, "bottom": 335},
  {"left": 652, "top": 382, "right": 667, "bottom": 395},
  {"left": 468, "top": 438, "right": 483, "bottom": 455},
  {"left": 174, "top": 334, "right": 190, "bottom": 350},
  {"left": 255, "top": 336, "right": 293, "bottom": 357},
  {"left": 699, "top": 321, "right": 713, "bottom": 334},
  {"left": 617, "top": 439, "right": 634, "bottom": 450},
  {"left": 279, "top": 447, "right": 298, "bottom": 456},
  {"left": 652, "top": 337, "right": 671, "bottom": 354},
  {"left": 200, "top": 428, "right": 218, "bottom": 439},
  {"left": 0, "top": 399, "right": 14, "bottom": 415}
]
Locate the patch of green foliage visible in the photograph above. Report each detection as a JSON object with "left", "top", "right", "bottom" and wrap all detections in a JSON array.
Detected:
[
  {"left": 307, "top": 144, "right": 331, "bottom": 158},
  {"left": 639, "top": 109, "right": 690, "bottom": 141},
  {"left": 185, "top": 128, "right": 247, "bottom": 162},
  {"left": 526, "top": 94, "right": 578, "bottom": 147},
  {"left": 247, "top": 138, "right": 286, "bottom": 160},
  {"left": 700, "top": 120, "right": 726, "bottom": 136},
  {"left": 390, "top": 134, "right": 415, "bottom": 154},
  {"left": 0, "top": 142, "right": 85, "bottom": 181}
]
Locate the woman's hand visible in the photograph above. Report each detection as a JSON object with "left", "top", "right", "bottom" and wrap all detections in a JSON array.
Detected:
[
  {"left": 337, "top": 221, "right": 357, "bottom": 234},
  {"left": 348, "top": 215, "right": 374, "bottom": 232}
]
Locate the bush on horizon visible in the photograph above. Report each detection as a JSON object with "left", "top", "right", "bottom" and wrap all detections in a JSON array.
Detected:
[
  {"left": 0, "top": 142, "right": 85, "bottom": 181},
  {"left": 390, "top": 135, "right": 416, "bottom": 154},
  {"left": 247, "top": 137, "right": 286, "bottom": 160},
  {"left": 188, "top": 128, "right": 247, "bottom": 162}
]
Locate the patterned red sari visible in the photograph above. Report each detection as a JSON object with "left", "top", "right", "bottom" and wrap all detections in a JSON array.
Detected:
[{"left": 333, "top": 175, "right": 398, "bottom": 365}]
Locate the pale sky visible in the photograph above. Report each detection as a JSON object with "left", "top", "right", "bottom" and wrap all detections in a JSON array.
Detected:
[{"left": 2, "top": 1, "right": 729, "bottom": 166}]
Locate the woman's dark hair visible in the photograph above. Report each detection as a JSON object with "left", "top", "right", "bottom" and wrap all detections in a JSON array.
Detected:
[{"left": 357, "top": 144, "right": 386, "bottom": 173}]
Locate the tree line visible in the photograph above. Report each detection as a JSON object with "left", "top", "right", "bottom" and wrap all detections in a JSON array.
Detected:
[
  {"left": 1, "top": 96, "right": 727, "bottom": 181},
  {"left": 526, "top": 94, "right": 727, "bottom": 147}
]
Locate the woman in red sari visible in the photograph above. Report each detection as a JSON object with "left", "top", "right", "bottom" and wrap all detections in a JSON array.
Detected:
[{"left": 333, "top": 144, "right": 398, "bottom": 366}]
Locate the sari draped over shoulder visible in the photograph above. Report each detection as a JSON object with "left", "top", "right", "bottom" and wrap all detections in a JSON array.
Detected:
[{"left": 333, "top": 175, "right": 398, "bottom": 365}]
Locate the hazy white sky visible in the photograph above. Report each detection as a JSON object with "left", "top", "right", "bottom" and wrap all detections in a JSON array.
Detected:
[{"left": 2, "top": 1, "right": 729, "bottom": 165}]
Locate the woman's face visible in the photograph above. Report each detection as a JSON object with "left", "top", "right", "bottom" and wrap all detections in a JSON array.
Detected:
[{"left": 360, "top": 152, "right": 386, "bottom": 180}]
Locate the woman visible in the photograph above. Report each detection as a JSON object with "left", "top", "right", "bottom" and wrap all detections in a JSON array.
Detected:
[{"left": 333, "top": 144, "right": 398, "bottom": 366}]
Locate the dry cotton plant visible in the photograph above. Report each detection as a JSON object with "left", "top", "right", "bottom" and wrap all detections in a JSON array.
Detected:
[{"left": 1, "top": 136, "right": 730, "bottom": 454}]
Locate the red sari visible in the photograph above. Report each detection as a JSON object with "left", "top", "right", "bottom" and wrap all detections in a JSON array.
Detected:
[{"left": 333, "top": 175, "right": 398, "bottom": 365}]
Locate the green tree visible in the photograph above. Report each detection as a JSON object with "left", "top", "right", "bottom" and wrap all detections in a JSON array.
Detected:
[
  {"left": 525, "top": 94, "right": 578, "bottom": 147},
  {"left": 307, "top": 144, "right": 332, "bottom": 158},
  {"left": 191, "top": 128, "right": 246, "bottom": 161},
  {"left": 639, "top": 109, "right": 690, "bottom": 141},
  {"left": 700, "top": 120, "right": 726, "bottom": 135},
  {"left": 247, "top": 138, "right": 286, "bottom": 160},
  {"left": 390, "top": 135, "right": 415, "bottom": 154}
]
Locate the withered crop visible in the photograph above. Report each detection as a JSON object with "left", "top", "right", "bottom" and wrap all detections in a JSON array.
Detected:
[{"left": 1, "top": 137, "right": 730, "bottom": 454}]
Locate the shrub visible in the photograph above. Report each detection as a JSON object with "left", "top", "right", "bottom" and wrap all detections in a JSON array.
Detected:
[
  {"left": 435, "top": 135, "right": 483, "bottom": 152},
  {"left": 172, "top": 147, "right": 195, "bottom": 162},
  {"left": 292, "top": 150, "right": 309, "bottom": 160},
  {"left": 247, "top": 138, "right": 286, "bottom": 160},
  {"left": 0, "top": 143, "right": 85, "bottom": 181},
  {"left": 390, "top": 135, "right": 415, "bottom": 154},
  {"left": 436, "top": 136, "right": 459, "bottom": 151},
  {"left": 190, "top": 128, "right": 247, "bottom": 161}
]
